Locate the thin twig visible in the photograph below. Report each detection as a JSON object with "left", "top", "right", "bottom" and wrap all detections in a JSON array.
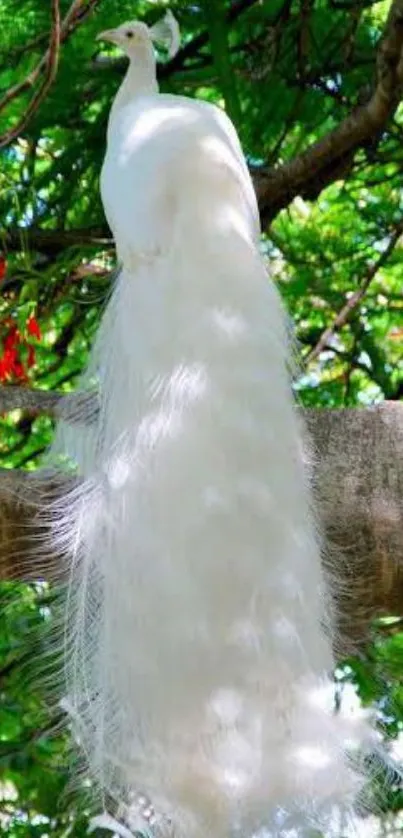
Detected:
[
  {"left": 0, "top": 0, "right": 61, "bottom": 149},
  {"left": 0, "top": 0, "right": 98, "bottom": 126},
  {"left": 306, "top": 220, "right": 403, "bottom": 364}
]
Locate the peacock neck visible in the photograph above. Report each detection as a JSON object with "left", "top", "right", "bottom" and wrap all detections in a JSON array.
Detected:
[
  {"left": 125, "top": 58, "right": 158, "bottom": 96},
  {"left": 107, "top": 61, "right": 158, "bottom": 140}
]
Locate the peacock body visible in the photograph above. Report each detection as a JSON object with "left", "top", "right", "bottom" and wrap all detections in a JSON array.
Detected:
[{"left": 45, "top": 13, "right": 375, "bottom": 838}]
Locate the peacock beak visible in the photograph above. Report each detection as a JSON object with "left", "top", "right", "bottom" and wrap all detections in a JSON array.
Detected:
[{"left": 96, "top": 29, "right": 120, "bottom": 45}]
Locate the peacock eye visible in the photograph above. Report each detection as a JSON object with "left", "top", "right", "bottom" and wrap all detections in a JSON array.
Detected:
[{"left": 126, "top": 30, "right": 134, "bottom": 38}]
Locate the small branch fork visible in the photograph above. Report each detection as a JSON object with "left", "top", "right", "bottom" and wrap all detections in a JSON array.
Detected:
[
  {"left": 255, "top": 0, "right": 403, "bottom": 222},
  {"left": 306, "top": 219, "right": 403, "bottom": 365},
  {"left": 0, "top": 0, "right": 98, "bottom": 149}
]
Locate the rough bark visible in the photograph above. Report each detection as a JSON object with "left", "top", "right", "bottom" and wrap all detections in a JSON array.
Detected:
[
  {"left": 305, "top": 402, "right": 403, "bottom": 652},
  {"left": 0, "top": 400, "right": 402, "bottom": 651},
  {"left": 0, "top": 384, "right": 98, "bottom": 422}
]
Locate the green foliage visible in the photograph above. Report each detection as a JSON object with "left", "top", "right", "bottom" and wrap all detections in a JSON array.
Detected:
[
  {"left": 0, "top": 0, "right": 402, "bottom": 834},
  {"left": 335, "top": 622, "right": 403, "bottom": 816}
]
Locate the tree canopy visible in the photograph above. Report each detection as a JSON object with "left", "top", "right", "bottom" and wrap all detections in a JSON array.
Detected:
[{"left": 0, "top": 0, "right": 402, "bottom": 835}]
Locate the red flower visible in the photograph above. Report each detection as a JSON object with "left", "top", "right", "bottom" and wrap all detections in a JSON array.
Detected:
[
  {"left": 26, "top": 316, "right": 41, "bottom": 340},
  {"left": 0, "top": 314, "right": 41, "bottom": 383},
  {"left": 0, "top": 331, "right": 31, "bottom": 382},
  {"left": 0, "top": 359, "right": 8, "bottom": 382},
  {"left": 12, "top": 360, "right": 27, "bottom": 382},
  {"left": 0, "top": 255, "right": 6, "bottom": 282},
  {"left": 4, "top": 326, "right": 20, "bottom": 351},
  {"left": 27, "top": 345, "right": 36, "bottom": 368},
  {"left": 0, "top": 347, "right": 18, "bottom": 381}
]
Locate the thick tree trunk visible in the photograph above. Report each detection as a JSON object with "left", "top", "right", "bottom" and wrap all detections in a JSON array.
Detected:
[
  {"left": 305, "top": 403, "right": 403, "bottom": 651},
  {"left": 0, "top": 402, "right": 402, "bottom": 651}
]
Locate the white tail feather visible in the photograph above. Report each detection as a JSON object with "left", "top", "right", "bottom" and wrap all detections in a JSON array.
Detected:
[
  {"left": 37, "top": 19, "right": 379, "bottom": 833},
  {"left": 44, "top": 180, "right": 375, "bottom": 836}
]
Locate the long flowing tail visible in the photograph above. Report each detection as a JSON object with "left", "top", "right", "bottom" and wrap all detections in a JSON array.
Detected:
[{"left": 43, "top": 182, "right": 374, "bottom": 838}]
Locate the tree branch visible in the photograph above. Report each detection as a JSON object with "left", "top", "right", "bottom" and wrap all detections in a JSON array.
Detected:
[
  {"left": 0, "top": 376, "right": 402, "bottom": 655},
  {"left": 0, "top": 0, "right": 98, "bottom": 133},
  {"left": 0, "top": 402, "right": 402, "bottom": 653},
  {"left": 0, "top": 384, "right": 97, "bottom": 423},
  {"left": 3, "top": 226, "right": 113, "bottom": 255},
  {"left": 2, "top": 0, "right": 403, "bottom": 249},
  {"left": 255, "top": 0, "right": 403, "bottom": 223},
  {"left": 0, "top": 0, "right": 61, "bottom": 149},
  {"left": 306, "top": 219, "right": 403, "bottom": 364}
]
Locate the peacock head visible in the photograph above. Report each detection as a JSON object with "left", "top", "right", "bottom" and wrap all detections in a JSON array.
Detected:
[
  {"left": 97, "top": 21, "right": 152, "bottom": 59},
  {"left": 96, "top": 11, "right": 180, "bottom": 62}
]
